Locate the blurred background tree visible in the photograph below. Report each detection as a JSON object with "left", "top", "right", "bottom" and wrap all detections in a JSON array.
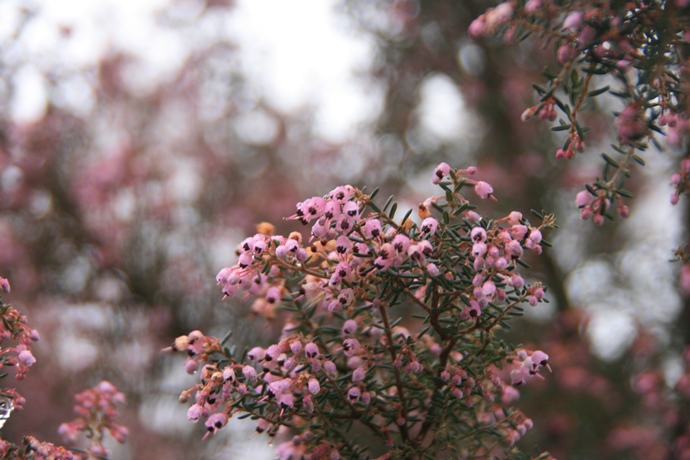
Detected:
[{"left": 0, "top": 0, "right": 687, "bottom": 458}]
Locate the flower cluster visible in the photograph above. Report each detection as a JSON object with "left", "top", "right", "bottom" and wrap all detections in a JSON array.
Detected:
[
  {"left": 602, "top": 340, "right": 690, "bottom": 458},
  {"left": 171, "top": 164, "right": 555, "bottom": 458},
  {"left": 670, "top": 158, "right": 690, "bottom": 206},
  {"left": 0, "top": 277, "right": 37, "bottom": 437},
  {"left": 58, "top": 381, "right": 129, "bottom": 458},
  {"left": 0, "top": 279, "right": 39, "bottom": 381},
  {"left": 0, "top": 436, "right": 77, "bottom": 460},
  {"left": 574, "top": 187, "right": 630, "bottom": 225},
  {"left": 509, "top": 349, "right": 551, "bottom": 386},
  {"left": 471, "top": 0, "right": 690, "bottom": 223},
  {"left": 0, "top": 282, "right": 129, "bottom": 459}
]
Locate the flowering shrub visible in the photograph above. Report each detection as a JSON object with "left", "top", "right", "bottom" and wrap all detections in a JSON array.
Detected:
[
  {"left": 0, "top": 282, "right": 127, "bottom": 459},
  {"left": 0, "top": 278, "right": 38, "bottom": 383},
  {"left": 58, "top": 382, "right": 129, "bottom": 459},
  {"left": 170, "top": 164, "right": 556, "bottom": 458},
  {"left": 470, "top": 0, "right": 690, "bottom": 224}
]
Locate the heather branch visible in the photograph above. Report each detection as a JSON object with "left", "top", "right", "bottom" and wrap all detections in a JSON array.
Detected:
[
  {"left": 179, "top": 165, "right": 552, "bottom": 458},
  {"left": 378, "top": 299, "right": 417, "bottom": 451}
]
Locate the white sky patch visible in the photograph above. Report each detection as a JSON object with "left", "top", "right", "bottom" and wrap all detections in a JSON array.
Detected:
[
  {"left": 418, "top": 73, "right": 468, "bottom": 140},
  {"left": 10, "top": 65, "right": 48, "bottom": 122},
  {"left": 42, "top": 0, "right": 188, "bottom": 93},
  {"left": 586, "top": 309, "right": 637, "bottom": 361},
  {"left": 227, "top": 0, "right": 379, "bottom": 142},
  {"left": 20, "top": 0, "right": 381, "bottom": 142}
]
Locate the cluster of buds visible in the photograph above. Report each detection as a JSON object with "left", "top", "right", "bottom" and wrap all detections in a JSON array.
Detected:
[
  {"left": 575, "top": 187, "right": 630, "bottom": 225},
  {"left": 0, "top": 281, "right": 131, "bottom": 459},
  {"left": 521, "top": 97, "right": 557, "bottom": 123},
  {"left": 509, "top": 349, "right": 551, "bottom": 386},
  {"left": 0, "top": 278, "right": 39, "bottom": 380},
  {"left": 555, "top": 134, "right": 584, "bottom": 160},
  {"left": 670, "top": 157, "right": 690, "bottom": 205},
  {"left": 616, "top": 103, "right": 649, "bottom": 145},
  {"left": 275, "top": 433, "right": 341, "bottom": 460},
  {"left": 165, "top": 330, "right": 223, "bottom": 375},
  {"left": 0, "top": 276, "right": 37, "bottom": 441},
  {"left": 171, "top": 164, "right": 555, "bottom": 458},
  {"left": 469, "top": 1, "right": 638, "bottom": 64},
  {"left": 478, "top": 408, "right": 534, "bottom": 448},
  {"left": 675, "top": 246, "right": 690, "bottom": 297},
  {"left": 58, "top": 381, "right": 128, "bottom": 458},
  {"left": 0, "top": 436, "right": 78, "bottom": 460},
  {"left": 468, "top": 2, "right": 514, "bottom": 39},
  {"left": 472, "top": 1, "right": 689, "bottom": 225},
  {"left": 604, "top": 342, "right": 690, "bottom": 458}
]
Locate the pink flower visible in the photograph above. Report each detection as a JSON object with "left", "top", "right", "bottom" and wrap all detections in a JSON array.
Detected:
[
  {"left": 329, "top": 185, "right": 354, "bottom": 203},
  {"left": 426, "top": 263, "right": 440, "bottom": 277},
  {"left": 242, "top": 365, "right": 257, "bottom": 381},
  {"left": 474, "top": 181, "right": 493, "bottom": 199},
  {"left": 300, "top": 197, "right": 326, "bottom": 220},
  {"left": 531, "top": 350, "right": 550, "bottom": 371},
  {"left": 308, "top": 378, "right": 321, "bottom": 395},
  {"left": 277, "top": 392, "right": 295, "bottom": 409},
  {"left": 562, "top": 11, "right": 583, "bottom": 30},
  {"left": 247, "top": 346, "right": 265, "bottom": 361},
  {"left": 305, "top": 342, "right": 319, "bottom": 359},
  {"left": 502, "top": 385, "right": 520, "bottom": 403},
  {"left": 205, "top": 412, "right": 228, "bottom": 435},
  {"left": 616, "top": 104, "right": 647, "bottom": 144},
  {"left": 109, "top": 424, "right": 129, "bottom": 444},
  {"left": 0, "top": 277, "right": 11, "bottom": 294},
  {"left": 575, "top": 190, "right": 591, "bottom": 207},
  {"left": 510, "top": 224, "right": 528, "bottom": 240},
  {"left": 482, "top": 280, "right": 496, "bottom": 298},
  {"left": 337, "top": 289, "right": 354, "bottom": 307},
  {"left": 505, "top": 240, "right": 523, "bottom": 259},
  {"left": 303, "top": 393, "right": 315, "bottom": 413},
  {"left": 510, "top": 367, "right": 529, "bottom": 386},
  {"left": 433, "top": 162, "right": 451, "bottom": 184},
  {"left": 352, "top": 367, "right": 366, "bottom": 382},
  {"left": 187, "top": 404, "right": 203, "bottom": 422},
  {"left": 324, "top": 360, "right": 337, "bottom": 375},
  {"left": 472, "top": 242, "right": 488, "bottom": 258},
  {"left": 408, "top": 240, "right": 433, "bottom": 262},
  {"left": 265, "top": 344, "right": 281, "bottom": 362},
  {"left": 347, "top": 386, "right": 361, "bottom": 404},
  {"left": 343, "top": 338, "right": 361, "bottom": 357},
  {"left": 342, "top": 319, "right": 358, "bottom": 336},
  {"left": 420, "top": 217, "right": 439, "bottom": 236},
  {"left": 184, "top": 357, "right": 198, "bottom": 374},
  {"left": 363, "top": 219, "right": 382, "bottom": 238},
  {"left": 17, "top": 350, "right": 35, "bottom": 367},
  {"left": 334, "top": 262, "right": 352, "bottom": 281},
  {"left": 290, "top": 341, "right": 302, "bottom": 355},
  {"left": 222, "top": 368, "right": 235, "bottom": 382},
  {"left": 524, "top": 0, "right": 541, "bottom": 12},
  {"left": 392, "top": 234, "right": 410, "bottom": 253},
  {"left": 335, "top": 235, "right": 351, "bottom": 254},
  {"left": 468, "top": 17, "right": 486, "bottom": 38},
  {"left": 265, "top": 286, "right": 281, "bottom": 304},
  {"left": 470, "top": 227, "right": 487, "bottom": 243},
  {"left": 557, "top": 44, "right": 577, "bottom": 65},
  {"left": 508, "top": 274, "right": 525, "bottom": 289},
  {"left": 464, "top": 210, "right": 482, "bottom": 222},
  {"left": 528, "top": 229, "right": 542, "bottom": 244}
]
